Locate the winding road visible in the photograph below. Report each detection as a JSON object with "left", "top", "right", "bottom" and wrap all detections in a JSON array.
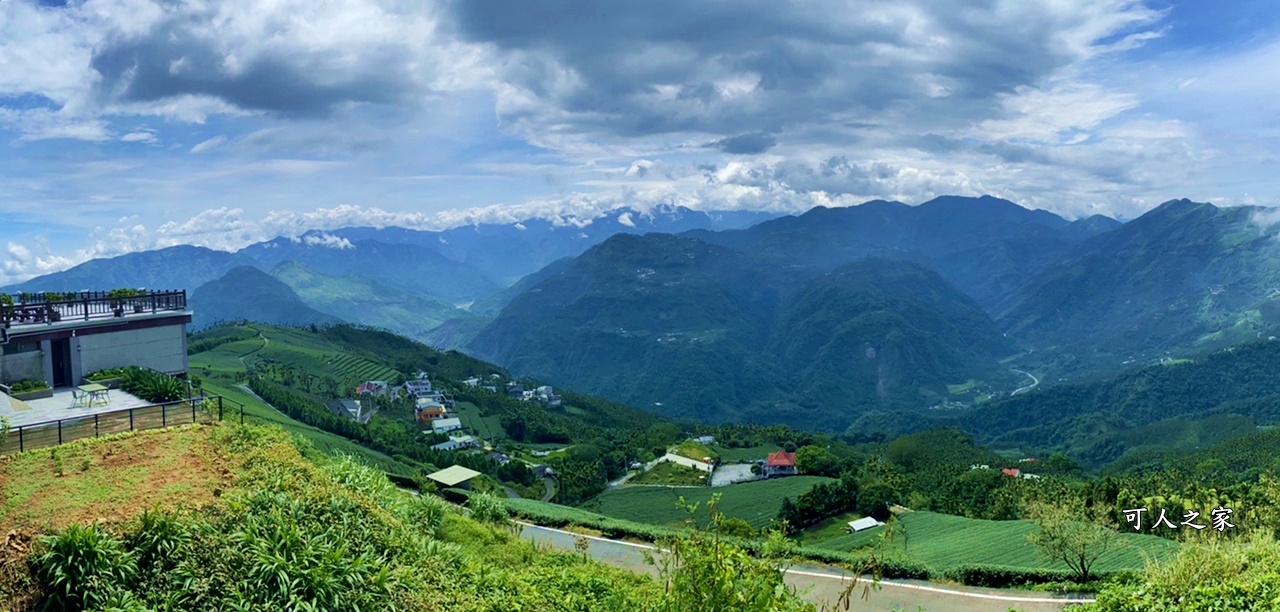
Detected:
[
  {"left": 1011, "top": 369, "right": 1040, "bottom": 396},
  {"left": 517, "top": 522, "right": 1094, "bottom": 611}
]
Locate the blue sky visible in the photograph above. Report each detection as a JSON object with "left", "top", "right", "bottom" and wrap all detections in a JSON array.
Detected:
[{"left": 1, "top": 0, "right": 1279, "bottom": 283}]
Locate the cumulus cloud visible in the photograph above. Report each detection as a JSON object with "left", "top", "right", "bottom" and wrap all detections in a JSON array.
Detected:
[{"left": 448, "top": 0, "right": 1163, "bottom": 151}]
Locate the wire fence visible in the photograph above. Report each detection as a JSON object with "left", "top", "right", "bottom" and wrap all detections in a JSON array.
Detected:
[{"left": 1, "top": 395, "right": 244, "bottom": 455}]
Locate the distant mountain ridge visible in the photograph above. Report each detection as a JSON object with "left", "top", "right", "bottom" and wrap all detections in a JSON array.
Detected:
[
  {"left": 466, "top": 232, "right": 1015, "bottom": 429},
  {"left": 189, "top": 266, "right": 340, "bottom": 329}
]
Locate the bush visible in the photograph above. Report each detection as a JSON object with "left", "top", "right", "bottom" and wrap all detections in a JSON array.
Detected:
[
  {"left": 34, "top": 523, "right": 139, "bottom": 610},
  {"left": 943, "top": 564, "right": 1078, "bottom": 588},
  {"left": 120, "top": 367, "right": 186, "bottom": 403},
  {"left": 86, "top": 368, "right": 128, "bottom": 382},
  {"left": 9, "top": 379, "right": 51, "bottom": 394},
  {"left": 469, "top": 492, "right": 509, "bottom": 525}
]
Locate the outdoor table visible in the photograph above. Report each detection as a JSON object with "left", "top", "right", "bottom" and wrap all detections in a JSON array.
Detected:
[{"left": 78, "top": 383, "right": 109, "bottom": 407}]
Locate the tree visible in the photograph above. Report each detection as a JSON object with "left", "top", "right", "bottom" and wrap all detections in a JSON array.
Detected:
[
  {"left": 1026, "top": 499, "right": 1120, "bottom": 583},
  {"left": 793, "top": 445, "right": 838, "bottom": 476}
]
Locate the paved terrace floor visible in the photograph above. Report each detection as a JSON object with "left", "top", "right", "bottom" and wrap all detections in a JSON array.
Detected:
[{"left": 2, "top": 387, "right": 155, "bottom": 428}]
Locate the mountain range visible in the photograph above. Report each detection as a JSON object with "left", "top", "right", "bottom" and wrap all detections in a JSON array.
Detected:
[{"left": 12, "top": 195, "right": 1280, "bottom": 433}]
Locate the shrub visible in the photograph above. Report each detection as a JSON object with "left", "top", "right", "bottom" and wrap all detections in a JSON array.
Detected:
[
  {"left": 469, "top": 492, "right": 509, "bottom": 525},
  {"left": 9, "top": 379, "right": 51, "bottom": 394},
  {"left": 120, "top": 367, "right": 186, "bottom": 403},
  {"left": 86, "top": 368, "right": 128, "bottom": 382},
  {"left": 34, "top": 523, "right": 139, "bottom": 610}
]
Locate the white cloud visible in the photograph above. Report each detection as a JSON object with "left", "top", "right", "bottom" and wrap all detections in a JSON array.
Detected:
[
  {"left": 190, "top": 135, "right": 226, "bottom": 153},
  {"left": 617, "top": 212, "right": 635, "bottom": 227},
  {"left": 301, "top": 233, "right": 355, "bottom": 249},
  {"left": 121, "top": 129, "right": 158, "bottom": 143}
]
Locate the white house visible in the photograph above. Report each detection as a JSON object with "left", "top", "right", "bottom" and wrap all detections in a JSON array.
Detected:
[
  {"left": 431, "top": 434, "right": 478, "bottom": 452},
  {"left": 432, "top": 417, "right": 463, "bottom": 434},
  {"left": 847, "top": 517, "right": 885, "bottom": 533}
]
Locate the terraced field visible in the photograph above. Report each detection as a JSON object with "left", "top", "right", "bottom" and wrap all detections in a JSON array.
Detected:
[
  {"left": 325, "top": 354, "right": 401, "bottom": 383},
  {"left": 580, "top": 476, "right": 835, "bottom": 529},
  {"left": 810, "top": 510, "right": 1178, "bottom": 573}
]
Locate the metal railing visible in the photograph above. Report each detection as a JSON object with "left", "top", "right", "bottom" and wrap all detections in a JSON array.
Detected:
[
  {"left": 1, "top": 394, "right": 244, "bottom": 455},
  {"left": 1, "top": 290, "right": 187, "bottom": 328}
]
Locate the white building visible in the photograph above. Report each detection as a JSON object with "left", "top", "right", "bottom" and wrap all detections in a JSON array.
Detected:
[
  {"left": 847, "top": 517, "right": 885, "bottom": 533},
  {"left": 432, "top": 417, "right": 463, "bottom": 434}
]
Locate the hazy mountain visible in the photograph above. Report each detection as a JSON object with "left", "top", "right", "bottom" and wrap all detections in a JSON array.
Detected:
[
  {"left": 466, "top": 233, "right": 1013, "bottom": 429},
  {"left": 238, "top": 236, "right": 499, "bottom": 306},
  {"left": 330, "top": 204, "right": 781, "bottom": 285},
  {"left": 683, "top": 195, "right": 1112, "bottom": 311},
  {"left": 1, "top": 245, "right": 250, "bottom": 294},
  {"left": 997, "top": 199, "right": 1280, "bottom": 376},
  {"left": 189, "top": 266, "right": 340, "bottom": 329},
  {"left": 270, "top": 261, "right": 480, "bottom": 341}
]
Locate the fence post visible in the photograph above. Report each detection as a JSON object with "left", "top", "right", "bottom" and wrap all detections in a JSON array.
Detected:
[
  {"left": 95, "top": 414, "right": 99, "bottom": 438},
  {"left": 129, "top": 408, "right": 134, "bottom": 431},
  {"left": 162, "top": 404, "right": 167, "bottom": 427},
  {"left": 17, "top": 427, "right": 22, "bottom": 452},
  {"left": 218, "top": 396, "right": 223, "bottom": 422},
  {"left": 191, "top": 400, "right": 196, "bottom": 424},
  {"left": 58, "top": 420, "right": 62, "bottom": 445},
  {"left": 240, "top": 399, "right": 244, "bottom": 425}
]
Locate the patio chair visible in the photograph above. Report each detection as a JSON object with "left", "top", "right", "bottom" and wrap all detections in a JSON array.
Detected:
[{"left": 71, "top": 389, "right": 86, "bottom": 407}]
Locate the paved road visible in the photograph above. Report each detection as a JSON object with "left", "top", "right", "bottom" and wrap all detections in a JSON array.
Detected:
[
  {"left": 1011, "top": 369, "right": 1040, "bottom": 396},
  {"left": 517, "top": 522, "right": 1094, "bottom": 611}
]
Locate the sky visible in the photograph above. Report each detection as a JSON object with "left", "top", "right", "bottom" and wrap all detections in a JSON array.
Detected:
[{"left": 2, "top": 0, "right": 1279, "bottom": 283}]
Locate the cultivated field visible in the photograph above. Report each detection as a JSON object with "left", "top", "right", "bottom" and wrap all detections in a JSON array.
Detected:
[
  {"left": 581, "top": 476, "right": 835, "bottom": 529},
  {"left": 810, "top": 510, "right": 1178, "bottom": 573}
]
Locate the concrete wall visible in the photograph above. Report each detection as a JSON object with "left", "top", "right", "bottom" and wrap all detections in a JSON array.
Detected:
[
  {"left": 78, "top": 323, "right": 188, "bottom": 377},
  {"left": 0, "top": 350, "right": 44, "bottom": 384}
]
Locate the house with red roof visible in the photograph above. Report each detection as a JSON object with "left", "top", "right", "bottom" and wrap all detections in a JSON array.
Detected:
[
  {"left": 1002, "top": 468, "right": 1021, "bottom": 477},
  {"left": 764, "top": 450, "right": 797, "bottom": 478}
]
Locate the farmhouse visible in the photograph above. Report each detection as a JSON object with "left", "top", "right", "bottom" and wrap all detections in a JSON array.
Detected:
[
  {"left": 426, "top": 465, "right": 481, "bottom": 490},
  {"left": 432, "top": 417, "right": 463, "bottom": 434},
  {"left": 326, "top": 398, "right": 373, "bottom": 424},
  {"left": 847, "top": 517, "right": 885, "bottom": 533},
  {"left": 1002, "top": 468, "right": 1021, "bottom": 477},
  {"left": 431, "top": 435, "right": 479, "bottom": 452},
  {"left": 356, "top": 380, "right": 389, "bottom": 397},
  {"left": 764, "top": 450, "right": 797, "bottom": 478}
]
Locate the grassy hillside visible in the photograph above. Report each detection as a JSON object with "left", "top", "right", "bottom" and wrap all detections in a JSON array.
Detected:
[
  {"left": 579, "top": 477, "right": 836, "bottom": 529},
  {"left": 0, "top": 424, "right": 666, "bottom": 610},
  {"left": 809, "top": 510, "right": 1177, "bottom": 574}
]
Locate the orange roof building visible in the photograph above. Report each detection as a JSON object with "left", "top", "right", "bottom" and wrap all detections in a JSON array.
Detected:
[{"left": 766, "top": 450, "right": 796, "bottom": 467}]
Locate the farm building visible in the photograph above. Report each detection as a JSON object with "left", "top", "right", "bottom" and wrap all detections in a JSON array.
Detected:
[
  {"left": 431, "top": 435, "right": 479, "bottom": 452},
  {"left": 356, "top": 380, "right": 389, "bottom": 396},
  {"left": 847, "top": 517, "right": 885, "bottom": 533},
  {"left": 426, "top": 465, "right": 481, "bottom": 490},
  {"left": 432, "top": 417, "right": 463, "bottom": 434},
  {"left": 325, "top": 398, "right": 373, "bottom": 424},
  {"left": 764, "top": 450, "right": 797, "bottom": 478}
]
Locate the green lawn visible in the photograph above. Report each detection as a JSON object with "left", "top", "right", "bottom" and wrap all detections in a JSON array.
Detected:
[
  {"left": 670, "top": 440, "right": 718, "bottom": 462},
  {"left": 631, "top": 461, "right": 709, "bottom": 486},
  {"left": 790, "top": 511, "right": 864, "bottom": 546},
  {"left": 581, "top": 476, "right": 835, "bottom": 529},
  {"left": 711, "top": 444, "right": 777, "bottom": 462},
  {"left": 811, "top": 510, "right": 1179, "bottom": 573}
]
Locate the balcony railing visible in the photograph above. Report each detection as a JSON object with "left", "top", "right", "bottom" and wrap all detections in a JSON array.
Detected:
[{"left": 0, "top": 290, "right": 187, "bottom": 328}]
